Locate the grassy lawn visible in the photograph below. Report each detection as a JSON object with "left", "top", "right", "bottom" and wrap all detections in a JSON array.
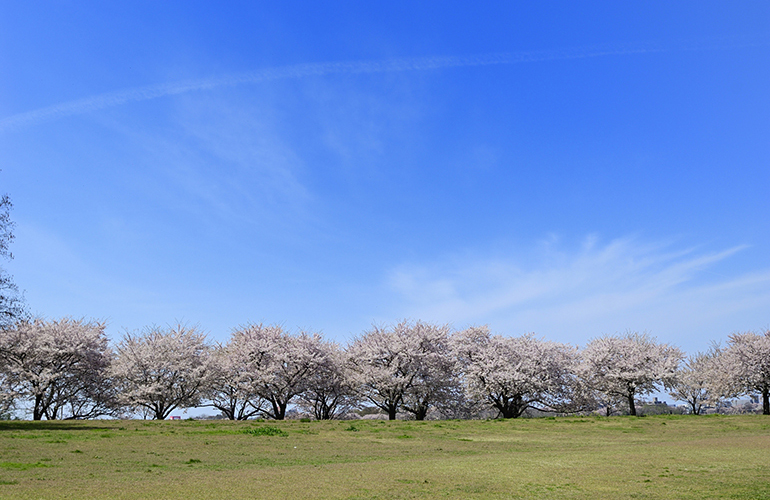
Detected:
[{"left": 0, "top": 414, "right": 768, "bottom": 499}]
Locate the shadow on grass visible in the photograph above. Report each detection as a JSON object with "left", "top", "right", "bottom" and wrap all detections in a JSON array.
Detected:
[{"left": 0, "top": 421, "right": 107, "bottom": 432}]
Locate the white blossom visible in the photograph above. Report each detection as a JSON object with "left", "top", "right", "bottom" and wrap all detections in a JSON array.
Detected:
[
  {"left": 579, "top": 332, "right": 683, "bottom": 416},
  {"left": 668, "top": 346, "right": 734, "bottom": 414},
  {"left": 229, "top": 324, "right": 323, "bottom": 420},
  {"left": 111, "top": 324, "right": 211, "bottom": 420},
  {"left": 0, "top": 318, "right": 113, "bottom": 420},
  {"left": 205, "top": 341, "right": 264, "bottom": 420},
  {"left": 400, "top": 321, "right": 458, "bottom": 420},
  {"left": 347, "top": 320, "right": 453, "bottom": 420},
  {"left": 297, "top": 339, "right": 358, "bottom": 420},
  {"left": 452, "top": 326, "right": 579, "bottom": 418},
  {"left": 724, "top": 330, "right": 770, "bottom": 415}
]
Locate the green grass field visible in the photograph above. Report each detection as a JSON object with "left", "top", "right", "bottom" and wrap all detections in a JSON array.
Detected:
[{"left": 0, "top": 415, "right": 768, "bottom": 499}]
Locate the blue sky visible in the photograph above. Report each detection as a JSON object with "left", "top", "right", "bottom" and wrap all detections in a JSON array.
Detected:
[{"left": 1, "top": 2, "right": 768, "bottom": 353}]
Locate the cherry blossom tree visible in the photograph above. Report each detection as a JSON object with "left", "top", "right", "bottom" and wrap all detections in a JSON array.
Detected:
[
  {"left": 229, "top": 324, "right": 323, "bottom": 420},
  {"left": 724, "top": 330, "right": 770, "bottom": 415},
  {"left": 0, "top": 318, "right": 113, "bottom": 420},
  {"left": 347, "top": 320, "right": 455, "bottom": 420},
  {"left": 669, "top": 346, "right": 734, "bottom": 415},
  {"left": 399, "top": 321, "right": 457, "bottom": 420},
  {"left": 587, "top": 390, "right": 629, "bottom": 417},
  {"left": 111, "top": 324, "right": 211, "bottom": 420},
  {"left": 205, "top": 342, "right": 264, "bottom": 420},
  {"left": 579, "top": 332, "right": 683, "bottom": 416},
  {"left": 297, "top": 339, "right": 358, "bottom": 420},
  {"left": 452, "top": 326, "right": 580, "bottom": 418}
]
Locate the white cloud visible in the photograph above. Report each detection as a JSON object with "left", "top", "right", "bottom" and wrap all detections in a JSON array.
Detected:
[
  {"left": 167, "top": 96, "right": 313, "bottom": 219},
  {"left": 5, "top": 34, "right": 765, "bottom": 133},
  {"left": 89, "top": 93, "right": 315, "bottom": 230},
  {"left": 387, "top": 236, "right": 770, "bottom": 352}
]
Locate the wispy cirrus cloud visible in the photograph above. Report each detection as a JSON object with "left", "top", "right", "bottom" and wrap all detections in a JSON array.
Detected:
[
  {"left": 132, "top": 95, "right": 313, "bottom": 226},
  {"left": 2, "top": 35, "right": 766, "bottom": 133},
  {"left": 387, "top": 236, "right": 770, "bottom": 351}
]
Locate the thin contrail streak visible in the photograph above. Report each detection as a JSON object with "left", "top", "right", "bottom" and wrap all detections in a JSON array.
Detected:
[{"left": 0, "top": 36, "right": 766, "bottom": 133}]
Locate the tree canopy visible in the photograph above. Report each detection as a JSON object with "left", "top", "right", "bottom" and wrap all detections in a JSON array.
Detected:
[{"left": 0, "top": 191, "right": 25, "bottom": 328}]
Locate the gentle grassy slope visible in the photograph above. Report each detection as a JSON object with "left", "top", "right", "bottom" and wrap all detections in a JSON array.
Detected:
[{"left": 0, "top": 415, "right": 768, "bottom": 499}]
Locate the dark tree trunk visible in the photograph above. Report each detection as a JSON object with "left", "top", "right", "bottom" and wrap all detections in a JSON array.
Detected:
[
  {"left": 688, "top": 397, "right": 700, "bottom": 415},
  {"left": 403, "top": 400, "right": 429, "bottom": 421},
  {"left": 493, "top": 394, "right": 525, "bottom": 418},
  {"left": 316, "top": 395, "right": 339, "bottom": 420},
  {"left": 153, "top": 400, "right": 176, "bottom": 420},
  {"left": 690, "top": 401, "right": 701, "bottom": 415},
  {"left": 314, "top": 400, "right": 333, "bottom": 420},
  {"left": 273, "top": 401, "right": 287, "bottom": 420},
  {"left": 762, "top": 385, "right": 769, "bottom": 416},
  {"left": 33, "top": 394, "right": 44, "bottom": 420},
  {"left": 499, "top": 406, "right": 517, "bottom": 419},
  {"left": 627, "top": 392, "right": 637, "bottom": 416},
  {"left": 387, "top": 406, "right": 397, "bottom": 420},
  {"left": 214, "top": 400, "right": 236, "bottom": 420}
]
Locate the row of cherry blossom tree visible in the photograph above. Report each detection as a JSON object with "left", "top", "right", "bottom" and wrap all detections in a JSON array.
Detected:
[{"left": 0, "top": 318, "right": 768, "bottom": 420}]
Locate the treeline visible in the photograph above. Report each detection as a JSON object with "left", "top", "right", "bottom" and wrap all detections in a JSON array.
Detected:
[{"left": 0, "top": 318, "right": 768, "bottom": 420}]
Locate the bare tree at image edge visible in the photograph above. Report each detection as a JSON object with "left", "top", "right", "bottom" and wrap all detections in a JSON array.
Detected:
[{"left": 0, "top": 191, "right": 26, "bottom": 328}]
